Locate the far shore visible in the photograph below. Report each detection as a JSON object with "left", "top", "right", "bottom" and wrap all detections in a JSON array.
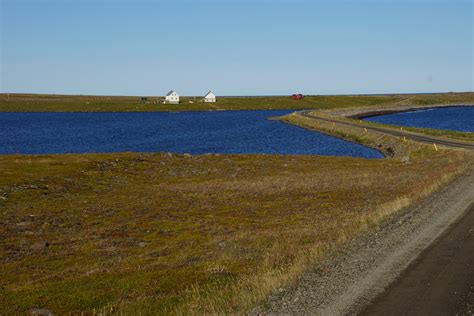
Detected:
[{"left": 0, "top": 92, "right": 473, "bottom": 113}]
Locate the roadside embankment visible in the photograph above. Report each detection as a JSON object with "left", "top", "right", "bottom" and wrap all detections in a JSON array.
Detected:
[{"left": 256, "top": 161, "right": 474, "bottom": 315}]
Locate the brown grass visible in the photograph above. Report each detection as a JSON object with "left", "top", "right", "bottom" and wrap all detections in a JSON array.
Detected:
[{"left": 0, "top": 147, "right": 471, "bottom": 314}]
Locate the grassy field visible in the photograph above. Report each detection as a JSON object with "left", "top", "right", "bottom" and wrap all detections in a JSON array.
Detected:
[
  {"left": 1, "top": 147, "right": 471, "bottom": 314},
  {"left": 408, "top": 93, "right": 474, "bottom": 106},
  {"left": 0, "top": 92, "right": 473, "bottom": 112}
]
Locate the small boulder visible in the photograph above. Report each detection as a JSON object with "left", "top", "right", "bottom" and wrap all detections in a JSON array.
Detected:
[
  {"left": 29, "top": 308, "right": 53, "bottom": 315},
  {"left": 31, "top": 241, "right": 50, "bottom": 251},
  {"left": 401, "top": 156, "right": 410, "bottom": 164},
  {"left": 16, "top": 221, "right": 32, "bottom": 227}
]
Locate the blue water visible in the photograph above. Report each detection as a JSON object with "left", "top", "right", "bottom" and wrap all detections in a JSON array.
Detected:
[
  {"left": 365, "top": 106, "right": 474, "bottom": 132},
  {"left": 0, "top": 110, "right": 383, "bottom": 158}
]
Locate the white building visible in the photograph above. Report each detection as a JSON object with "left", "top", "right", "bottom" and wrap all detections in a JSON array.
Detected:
[
  {"left": 164, "top": 90, "right": 179, "bottom": 104},
  {"left": 203, "top": 91, "right": 216, "bottom": 103}
]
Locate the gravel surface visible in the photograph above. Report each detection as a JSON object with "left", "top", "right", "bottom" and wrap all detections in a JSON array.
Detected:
[
  {"left": 361, "top": 203, "right": 474, "bottom": 315},
  {"left": 253, "top": 163, "right": 474, "bottom": 315}
]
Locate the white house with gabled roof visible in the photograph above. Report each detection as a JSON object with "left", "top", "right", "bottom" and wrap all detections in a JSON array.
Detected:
[
  {"left": 203, "top": 91, "right": 216, "bottom": 103},
  {"left": 164, "top": 90, "right": 179, "bottom": 104}
]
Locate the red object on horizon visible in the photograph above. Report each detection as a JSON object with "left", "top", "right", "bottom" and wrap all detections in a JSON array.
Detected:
[{"left": 292, "top": 94, "right": 304, "bottom": 100}]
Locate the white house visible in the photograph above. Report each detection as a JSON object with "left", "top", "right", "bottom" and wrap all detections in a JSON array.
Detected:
[
  {"left": 164, "top": 90, "right": 179, "bottom": 104},
  {"left": 203, "top": 91, "right": 216, "bottom": 103}
]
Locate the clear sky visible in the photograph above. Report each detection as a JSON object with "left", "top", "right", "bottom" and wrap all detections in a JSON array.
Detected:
[{"left": 1, "top": 0, "right": 472, "bottom": 96}]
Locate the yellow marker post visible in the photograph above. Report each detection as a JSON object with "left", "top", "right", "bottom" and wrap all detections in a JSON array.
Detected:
[
  {"left": 434, "top": 143, "right": 438, "bottom": 151},
  {"left": 332, "top": 122, "right": 335, "bottom": 127},
  {"left": 364, "top": 128, "right": 368, "bottom": 133}
]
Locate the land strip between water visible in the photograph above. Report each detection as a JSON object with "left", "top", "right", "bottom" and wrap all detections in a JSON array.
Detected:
[
  {"left": 299, "top": 110, "right": 474, "bottom": 150},
  {"left": 318, "top": 101, "right": 474, "bottom": 142}
]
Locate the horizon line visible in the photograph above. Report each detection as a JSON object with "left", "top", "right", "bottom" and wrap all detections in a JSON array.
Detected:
[{"left": 1, "top": 91, "right": 472, "bottom": 98}]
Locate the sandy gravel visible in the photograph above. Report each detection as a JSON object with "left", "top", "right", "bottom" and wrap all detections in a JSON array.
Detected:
[{"left": 254, "top": 163, "right": 474, "bottom": 315}]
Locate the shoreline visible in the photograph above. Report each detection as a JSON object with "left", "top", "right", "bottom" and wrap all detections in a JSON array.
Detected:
[
  {"left": 350, "top": 104, "right": 474, "bottom": 119},
  {"left": 325, "top": 102, "right": 474, "bottom": 119}
]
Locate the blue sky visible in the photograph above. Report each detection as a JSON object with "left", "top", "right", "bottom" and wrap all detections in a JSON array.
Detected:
[{"left": 1, "top": 0, "right": 472, "bottom": 96}]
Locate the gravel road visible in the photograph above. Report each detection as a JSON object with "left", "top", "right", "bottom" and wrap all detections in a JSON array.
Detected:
[
  {"left": 254, "top": 163, "right": 474, "bottom": 315},
  {"left": 361, "top": 203, "right": 474, "bottom": 315}
]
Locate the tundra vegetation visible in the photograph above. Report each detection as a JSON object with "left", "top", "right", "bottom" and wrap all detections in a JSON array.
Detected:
[
  {"left": 1, "top": 147, "right": 472, "bottom": 314},
  {"left": 0, "top": 92, "right": 473, "bottom": 314}
]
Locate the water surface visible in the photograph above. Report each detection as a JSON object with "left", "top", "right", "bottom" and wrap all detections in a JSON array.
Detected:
[
  {"left": 0, "top": 110, "right": 383, "bottom": 158},
  {"left": 365, "top": 106, "right": 474, "bottom": 132}
]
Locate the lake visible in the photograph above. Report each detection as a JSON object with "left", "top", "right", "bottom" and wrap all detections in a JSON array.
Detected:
[
  {"left": 0, "top": 110, "right": 383, "bottom": 158},
  {"left": 365, "top": 106, "right": 474, "bottom": 132}
]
